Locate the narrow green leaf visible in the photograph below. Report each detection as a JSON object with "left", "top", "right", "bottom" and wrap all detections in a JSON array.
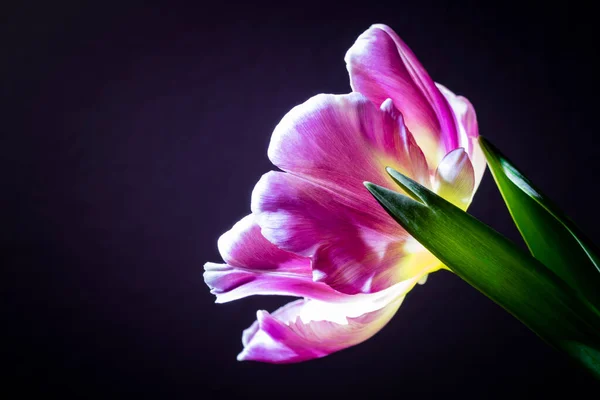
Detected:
[
  {"left": 479, "top": 136, "right": 600, "bottom": 311},
  {"left": 364, "top": 171, "right": 600, "bottom": 378}
]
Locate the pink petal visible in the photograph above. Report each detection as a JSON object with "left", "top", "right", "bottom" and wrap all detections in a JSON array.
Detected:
[
  {"left": 437, "top": 83, "right": 486, "bottom": 192},
  {"left": 204, "top": 214, "right": 326, "bottom": 303},
  {"left": 345, "top": 24, "right": 459, "bottom": 167},
  {"left": 252, "top": 171, "right": 441, "bottom": 294},
  {"left": 433, "top": 148, "right": 475, "bottom": 211},
  {"left": 237, "top": 296, "right": 404, "bottom": 363},
  {"left": 267, "top": 93, "right": 431, "bottom": 195},
  {"left": 217, "top": 214, "right": 309, "bottom": 274}
]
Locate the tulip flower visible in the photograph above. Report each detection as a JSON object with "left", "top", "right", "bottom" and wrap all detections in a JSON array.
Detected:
[{"left": 204, "top": 24, "right": 486, "bottom": 363}]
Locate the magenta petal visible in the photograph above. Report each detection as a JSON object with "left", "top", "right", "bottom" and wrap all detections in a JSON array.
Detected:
[
  {"left": 267, "top": 92, "right": 432, "bottom": 193},
  {"left": 345, "top": 24, "right": 459, "bottom": 166},
  {"left": 433, "top": 148, "right": 475, "bottom": 210},
  {"left": 237, "top": 297, "right": 404, "bottom": 364},
  {"left": 379, "top": 98, "right": 431, "bottom": 186},
  {"left": 204, "top": 214, "right": 339, "bottom": 303},
  {"left": 217, "top": 214, "right": 309, "bottom": 274}
]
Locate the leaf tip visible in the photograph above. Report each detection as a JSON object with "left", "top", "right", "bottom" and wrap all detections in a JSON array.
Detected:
[
  {"left": 365, "top": 180, "right": 393, "bottom": 201},
  {"left": 385, "top": 167, "right": 428, "bottom": 205}
]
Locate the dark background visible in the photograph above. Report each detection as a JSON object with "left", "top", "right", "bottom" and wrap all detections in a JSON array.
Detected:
[{"left": 3, "top": 1, "right": 600, "bottom": 397}]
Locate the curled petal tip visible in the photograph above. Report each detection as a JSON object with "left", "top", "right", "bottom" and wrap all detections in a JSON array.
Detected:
[
  {"left": 379, "top": 98, "right": 397, "bottom": 114},
  {"left": 256, "top": 309, "right": 269, "bottom": 322},
  {"left": 236, "top": 348, "right": 251, "bottom": 362},
  {"left": 370, "top": 23, "right": 392, "bottom": 30}
]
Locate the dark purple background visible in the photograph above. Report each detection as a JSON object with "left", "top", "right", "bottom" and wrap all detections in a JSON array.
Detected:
[{"left": 3, "top": 2, "right": 600, "bottom": 397}]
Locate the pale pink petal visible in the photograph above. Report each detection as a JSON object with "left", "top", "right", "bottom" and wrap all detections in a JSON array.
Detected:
[
  {"left": 345, "top": 24, "right": 459, "bottom": 167},
  {"left": 437, "top": 83, "right": 486, "bottom": 191},
  {"left": 433, "top": 148, "right": 475, "bottom": 210},
  {"left": 237, "top": 297, "right": 404, "bottom": 363},
  {"left": 252, "top": 171, "right": 442, "bottom": 294}
]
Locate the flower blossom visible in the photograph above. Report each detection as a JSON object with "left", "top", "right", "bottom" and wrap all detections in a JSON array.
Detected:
[{"left": 204, "top": 24, "right": 486, "bottom": 363}]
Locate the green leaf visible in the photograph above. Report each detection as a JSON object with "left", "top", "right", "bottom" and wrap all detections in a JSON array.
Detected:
[
  {"left": 479, "top": 136, "right": 600, "bottom": 311},
  {"left": 364, "top": 169, "right": 600, "bottom": 378}
]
